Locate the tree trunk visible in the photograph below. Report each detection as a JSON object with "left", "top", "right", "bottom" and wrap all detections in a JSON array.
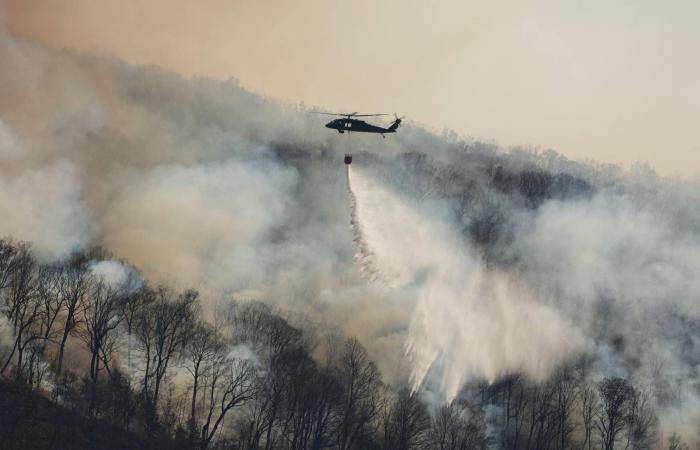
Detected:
[{"left": 56, "top": 326, "right": 71, "bottom": 375}]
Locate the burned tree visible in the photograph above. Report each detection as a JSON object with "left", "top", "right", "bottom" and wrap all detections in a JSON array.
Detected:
[
  {"left": 336, "top": 337, "right": 384, "bottom": 450},
  {"left": 121, "top": 284, "right": 151, "bottom": 375},
  {"left": 77, "top": 276, "right": 125, "bottom": 383},
  {"left": 55, "top": 260, "right": 91, "bottom": 375},
  {"left": 429, "top": 400, "right": 489, "bottom": 450},
  {"left": 184, "top": 319, "right": 226, "bottom": 443},
  {"left": 199, "top": 358, "right": 257, "bottom": 449},
  {"left": 596, "top": 377, "right": 636, "bottom": 450},
  {"left": 0, "top": 244, "right": 42, "bottom": 380},
  {"left": 382, "top": 388, "right": 429, "bottom": 450},
  {"left": 135, "top": 286, "right": 197, "bottom": 429}
]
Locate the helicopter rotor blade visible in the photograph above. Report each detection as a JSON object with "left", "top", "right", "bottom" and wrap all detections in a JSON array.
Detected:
[{"left": 310, "top": 111, "right": 387, "bottom": 117}]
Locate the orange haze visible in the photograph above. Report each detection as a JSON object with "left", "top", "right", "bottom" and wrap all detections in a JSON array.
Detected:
[{"left": 4, "top": 0, "right": 700, "bottom": 176}]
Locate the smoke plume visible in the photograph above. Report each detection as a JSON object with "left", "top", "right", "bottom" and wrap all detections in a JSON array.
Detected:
[{"left": 2, "top": 28, "right": 700, "bottom": 438}]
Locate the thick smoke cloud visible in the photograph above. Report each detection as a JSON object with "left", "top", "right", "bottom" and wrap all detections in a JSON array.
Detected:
[
  {"left": 88, "top": 259, "right": 141, "bottom": 292},
  {"left": 101, "top": 159, "right": 296, "bottom": 292},
  {"left": 2, "top": 28, "right": 700, "bottom": 439},
  {"left": 0, "top": 119, "right": 22, "bottom": 159},
  {"left": 0, "top": 159, "right": 94, "bottom": 260}
]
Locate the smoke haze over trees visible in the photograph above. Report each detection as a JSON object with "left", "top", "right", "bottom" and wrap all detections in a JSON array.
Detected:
[{"left": 1, "top": 25, "right": 700, "bottom": 449}]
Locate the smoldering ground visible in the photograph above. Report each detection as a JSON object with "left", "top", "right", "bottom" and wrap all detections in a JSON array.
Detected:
[{"left": 2, "top": 28, "right": 700, "bottom": 440}]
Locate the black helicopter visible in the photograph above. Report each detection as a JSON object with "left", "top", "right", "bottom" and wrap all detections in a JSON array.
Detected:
[{"left": 316, "top": 112, "right": 403, "bottom": 138}]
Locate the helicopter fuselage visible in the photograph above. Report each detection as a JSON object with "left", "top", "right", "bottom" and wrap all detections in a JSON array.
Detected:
[{"left": 325, "top": 118, "right": 397, "bottom": 135}]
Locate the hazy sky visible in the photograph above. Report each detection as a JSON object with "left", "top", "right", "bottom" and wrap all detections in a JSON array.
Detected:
[{"left": 4, "top": 0, "right": 699, "bottom": 176}]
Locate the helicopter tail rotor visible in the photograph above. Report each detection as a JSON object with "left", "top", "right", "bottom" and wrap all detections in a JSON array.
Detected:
[{"left": 388, "top": 113, "right": 404, "bottom": 131}]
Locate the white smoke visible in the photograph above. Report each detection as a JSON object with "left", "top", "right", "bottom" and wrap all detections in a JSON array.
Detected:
[
  {"left": 0, "top": 160, "right": 95, "bottom": 260},
  {"left": 228, "top": 343, "right": 260, "bottom": 366},
  {"left": 0, "top": 119, "right": 22, "bottom": 160},
  {"left": 100, "top": 159, "right": 297, "bottom": 293},
  {"left": 89, "top": 259, "right": 141, "bottom": 292},
  {"left": 0, "top": 314, "right": 13, "bottom": 349},
  {"left": 511, "top": 190, "right": 700, "bottom": 435}
]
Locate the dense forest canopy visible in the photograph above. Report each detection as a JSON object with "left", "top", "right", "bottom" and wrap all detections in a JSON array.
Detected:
[{"left": 2, "top": 28, "right": 700, "bottom": 449}]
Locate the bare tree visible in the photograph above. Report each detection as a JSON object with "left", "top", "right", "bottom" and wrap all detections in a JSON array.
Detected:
[
  {"left": 23, "top": 264, "right": 65, "bottom": 388},
  {"left": 596, "top": 377, "right": 636, "bottom": 450},
  {"left": 429, "top": 400, "right": 489, "bottom": 450},
  {"left": 336, "top": 337, "right": 384, "bottom": 450},
  {"left": 184, "top": 319, "right": 225, "bottom": 442},
  {"left": 553, "top": 369, "right": 578, "bottom": 450},
  {"left": 382, "top": 388, "right": 429, "bottom": 450},
  {"left": 308, "top": 365, "right": 342, "bottom": 450},
  {"left": 0, "top": 240, "right": 19, "bottom": 365},
  {"left": 0, "top": 239, "right": 21, "bottom": 292},
  {"left": 55, "top": 261, "right": 91, "bottom": 375},
  {"left": 199, "top": 358, "right": 256, "bottom": 449},
  {"left": 625, "top": 387, "right": 658, "bottom": 449},
  {"left": 135, "top": 286, "right": 196, "bottom": 429},
  {"left": 524, "top": 382, "right": 557, "bottom": 448},
  {"left": 121, "top": 284, "right": 151, "bottom": 375},
  {"left": 492, "top": 375, "right": 526, "bottom": 449},
  {"left": 667, "top": 432, "right": 687, "bottom": 450},
  {"left": 76, "top": 276, "right": 125, "bottom": 383},
  {"left": 223, "top": 301, "right": 310, "bottom": 450},
  {"left": 35, "top": 265, "right": 66, "bottom": 353},
  {"left": 0, "top": 245, "right": 42, "bottom": 380},
  {"left": 578, "top": 383, "right": 598, "bottom": 450},
  {"left": 275, "top": 345, "right": 339, "bottom": 450},
  {"left": 235, "top": 385, "right": 272, "bottom": 449}
]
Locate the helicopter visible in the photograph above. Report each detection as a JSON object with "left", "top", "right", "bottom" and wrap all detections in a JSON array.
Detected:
[{"left": 315, "top": 112, "right": 404, "bottom": 138}]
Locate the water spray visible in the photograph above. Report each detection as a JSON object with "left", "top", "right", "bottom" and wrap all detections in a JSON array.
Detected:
[{"left": 346, "top": 162, "right": 379, "bottom": 280}]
